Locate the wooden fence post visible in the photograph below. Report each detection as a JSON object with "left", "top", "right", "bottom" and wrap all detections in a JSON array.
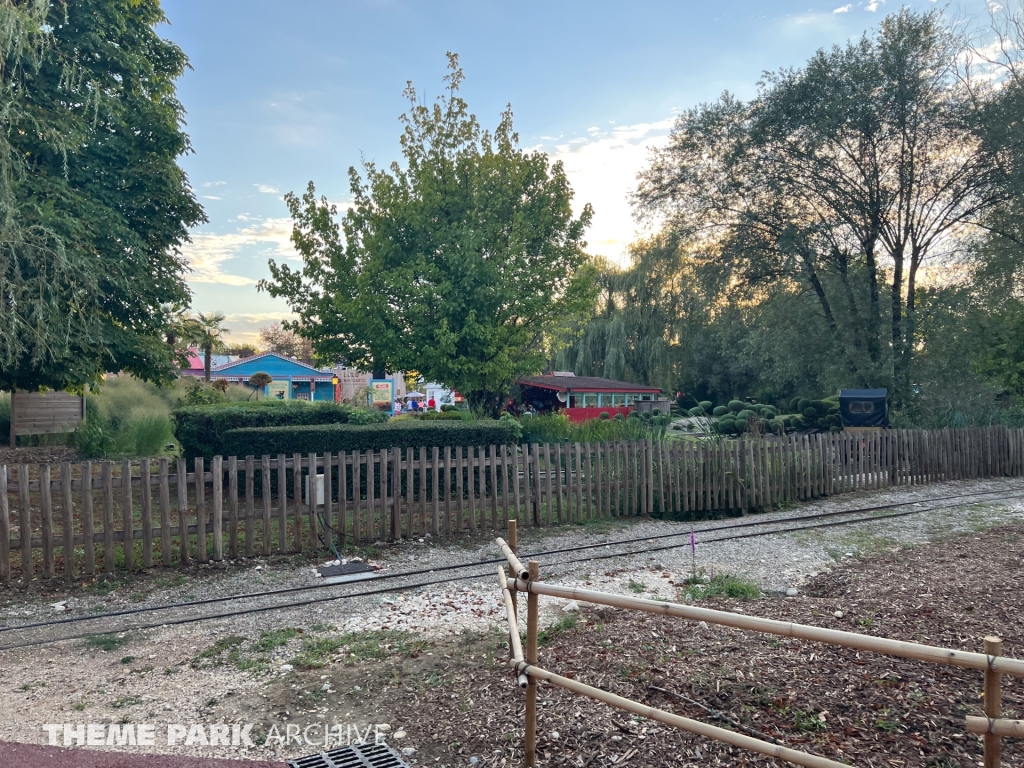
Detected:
[
  {"left": 40, "top": 464, "right": 54, "bottom": 579},
  {"left": 525, "top": 559, "right": 541, "bottom": 767},
  {"left": 0, "top": 466, "right": 9, "bottom": 583},
  {"left": 245, "top": 455, "right": 256, "bottom": 558},
  {"left": 531, "top": 443, "right": 542, "bottom": 526},
  {"left": 212, "top": 455, "right": 223, "bottom": 561},
  {"left": 176, "top": 458, "right": 190, "bottom": 565},
  {"left": 62, "top": 466, "right": 77, "bottom": 578},
  {"left": 140, "top": 459, "right": 153, "bottom": 568},
  {"left": 120, "top": 461, "right": 133, "bottom": 571},
  {"left": 159, "top": 459, "right": 173, "bottom": 566},
  {"left": 985, "top": 636, "right": 1003, "bottom": 768},
  {"left": 276, "top": 454, "right": 287, "bottom": 553},
  {"left": 82, "top": 461, "right": 95, "bottom": 575},
  {"left": 19, "top": 464, "right": 32, "bottom": 580},
  {"left": 195, "top": 457, "right": 207, "bottom": 563},
  {"left": 228, "top": 456, "right": 239, "bottom": 558}
]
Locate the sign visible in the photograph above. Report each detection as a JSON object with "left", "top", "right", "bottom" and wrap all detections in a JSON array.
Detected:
[{"left": 369, "top": 379, "right": 395, "bottom": 414}]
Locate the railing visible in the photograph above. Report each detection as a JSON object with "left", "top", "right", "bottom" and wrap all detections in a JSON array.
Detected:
[
  {"left": 494, "top": 527, "right": 1023, "bottom": 768},
  {"left": 2, "top": 425, "right": 1023, "bottom": 582}
]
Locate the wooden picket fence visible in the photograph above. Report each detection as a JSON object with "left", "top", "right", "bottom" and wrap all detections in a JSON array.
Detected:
[{"left": 1, "top": 425, "right": 1023, "bottom": 583}]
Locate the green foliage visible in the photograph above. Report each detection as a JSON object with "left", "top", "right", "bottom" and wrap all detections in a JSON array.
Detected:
[
  {"left": 684, "top": 573, "right": 760, "bottom": 600},
  {"left": 0, "top": 0, "right": 205, "bottom": 392},
  {"left": 687, "top": 406, "right": 705, "bottom": 417},
  {"left": 261, "top": 55, "right": 597, "bottom": 412},
  {"left": 222, "top": 420, "right": 519, "bottom": 457},
  {"left": 728, "top": 400, "right": 744, "bottom": 413},
  {"left": 172, "top": 401, "right": 375, "bottom": 460},
  {"left": 698, "top": 400, "right": 712, "bottom": 411},
  {"left": 0, "top": 393, "right": 9, "bottom": 446},
  {"left": 712, "top": 405, "right": 729, "bottom": 417}
]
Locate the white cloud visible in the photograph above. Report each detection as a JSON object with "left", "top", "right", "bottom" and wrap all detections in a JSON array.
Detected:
[
  {"left": 202, "top": 181, "right": 227, "bottom": 188},
  {"left": 182, "top": 217, "right": 296, "bottom": 286},
  {"left": 833, "top": 4, "right": 852, "bottom": 12},
  {"left": 254, "top": 184, "right": 280, "bottom": 194},
  {"left": 202, "top": 195, "right": 222, "bottom": 200},
  {"left": 542, "top": 117, "right": 676, "bottom": 266},
  {"left": 865, "top": 0, "right": 883, "bottom": 11}
]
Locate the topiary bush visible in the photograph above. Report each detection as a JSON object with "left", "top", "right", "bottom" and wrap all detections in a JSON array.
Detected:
[
  {"left": 802, "top": 406, "right": 818, "bottom": 419},
  {"left": 687, "top": 406, "right": 705, "bottom": 417},
  {"left": 698, "top": 400, "right": 713, "bottom": 412},
  {"left": 599, "top": 411, "right": 611, "bottom": 420},
  {"left": 728, "top": 400, "right": 744, "bottom": 413},
  {"left": 712, "top": 405, "right": 729, "bottom": 417}
]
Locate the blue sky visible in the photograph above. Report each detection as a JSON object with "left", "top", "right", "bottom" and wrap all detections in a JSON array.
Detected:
[{"left": 161, "top": 0, "right": 977, "bottom": 344}]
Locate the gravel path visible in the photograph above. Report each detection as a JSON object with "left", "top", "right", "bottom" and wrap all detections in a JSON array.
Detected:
[{"left": 0, "top": 477, "right": 1021, "bottom": 762}]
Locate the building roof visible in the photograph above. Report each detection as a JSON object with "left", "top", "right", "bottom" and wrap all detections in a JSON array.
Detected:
[
  {"left": 839, "top": 388, "right": 888, "bottom": 399},
  {"left": 518, "top": 375, "right": 663, "bottom": 393},
  {"left": 210, "top": 352, "right": 335, "bottom": 381}
]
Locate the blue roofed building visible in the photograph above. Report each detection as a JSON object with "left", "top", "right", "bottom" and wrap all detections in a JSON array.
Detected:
[{"left": 209, "top": 353, "right": 336, "bottom": 401}]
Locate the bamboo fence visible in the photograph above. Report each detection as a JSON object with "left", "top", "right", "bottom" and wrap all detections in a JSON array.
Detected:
[
  {"left": 496, "top": 539, "right": 1024, "bottom": 768},
  {"left": 2, "top": 425, "right": 1023, "bottom": 582}
]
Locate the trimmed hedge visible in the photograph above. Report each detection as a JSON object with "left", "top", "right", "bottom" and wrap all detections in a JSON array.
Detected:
[
  {"left": 221, "top": 420, "right": 519, "bottom": 457},
  {"left": 172, "top": 401, "right": 384, "bottom": 460}
]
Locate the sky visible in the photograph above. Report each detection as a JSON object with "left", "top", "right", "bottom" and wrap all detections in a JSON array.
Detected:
[{"left": 159, "top": 0, "right": 987, "bottom": 346}]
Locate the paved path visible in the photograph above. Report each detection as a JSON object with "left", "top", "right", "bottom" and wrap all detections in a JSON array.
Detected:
[{"left": 0, "top": 741, "right": 286, "bottom": 768}]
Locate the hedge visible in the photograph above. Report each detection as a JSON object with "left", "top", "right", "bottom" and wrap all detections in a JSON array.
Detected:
[
  {"left": 220, "top": 419, "right": 520, "bottom": 458},
  {"left": 172, "top": 400, "right": 384, "bottom": 460}
]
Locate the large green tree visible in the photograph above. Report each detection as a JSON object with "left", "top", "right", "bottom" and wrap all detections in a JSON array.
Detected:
[
  {"left": 635, "top": 10, "right": 1014, "bottom": 405},
  {"left": 263, "top": 54, "right": 597, "bottom": 414},
  {"left": 0, "top": 0, "right": 204, "bottom": 392}
]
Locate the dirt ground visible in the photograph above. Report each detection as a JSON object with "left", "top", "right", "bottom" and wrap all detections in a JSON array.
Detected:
[{"left": 211, "top": 524, "right": 1022, "bottom": 767}]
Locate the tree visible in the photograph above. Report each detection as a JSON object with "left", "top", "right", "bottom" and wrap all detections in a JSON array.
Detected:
[
  {"left": 0, "top": 0, "right": 205, "bottom": 393},
  {"left": 191, "top": 312, "right": 229, "bottom": 383},
  {"left": 225, "top": 344, "right": 258, "bottom": 358},
  {"left": 258, "top": 322, "right": 313, "bottom": 362},
  {"left": 262, "top": 54, "right": 597, "bottom": 414},
  {"left": 635, "top": 10, "right": 1014, "bottom": 404},
  {"left": 247, "top": 372, "right": 273, "bottom": 401}
]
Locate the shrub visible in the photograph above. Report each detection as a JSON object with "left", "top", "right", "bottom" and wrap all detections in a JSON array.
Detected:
[
  {"left": 802, "top": 407, "right": 818, "bottom": 419},
  {"left": 412, "top": 410, "right": 464, "bottom": 421},
  {"left": 614, "top": 413, "right": 625, "bottom": 421},
  {"left": 222, "top": 420, "right": 519, "bottom": 457},
  {"left": 439, "top": 404, "right": 458, "bottom": 412},
  {"left": 687, "top": 406, "right": 704, "bottom": 417},
  {"left": 172, "top": 401, "right": 381, "bottom": 460},
  {"left": 728, "top": 400, "right": 744, "bottom": 413},
  {"left": 797, "top": 398, "right": 811, "bottom": 413},
  {"left": 712, "top": 405, "right": 729, "bottom": 417},
  {"left": 698, "top": 400, "right": 713, "bottom": 411},
  {"left": 599, "top": 411, "right": 610, "bottom": 420},
  {"left": 651, "top": 407, "right": 661, "bottom": 416}
]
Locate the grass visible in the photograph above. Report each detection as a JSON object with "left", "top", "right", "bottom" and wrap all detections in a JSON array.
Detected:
[
  {"left": 534, "top": 614, "right": 579, "bottom": 647},
  {"left": 84, "top": 633, "right": 131, "bottom": 652},
  {"left": 191, "top": 636, "right": 246, "bottom": 668},
  {"left": 290, "top": 629, "right": 428, "bottom": 669},
  {"left": 627, "top": 579, "right": 645, "bottom": 594},
  {"left": 110, "top": 695, "right": 142, "bottom": 710},
  {"left": 251, "top": 628, "right": 300, "bottom": 651},
  {"left": 683, "top": 573, "right": 760, "bottom": 600}
]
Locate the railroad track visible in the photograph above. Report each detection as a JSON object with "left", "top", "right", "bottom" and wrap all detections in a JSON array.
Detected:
[{"left": 0, "top": 482, "right": 1021, "bottom": 650}]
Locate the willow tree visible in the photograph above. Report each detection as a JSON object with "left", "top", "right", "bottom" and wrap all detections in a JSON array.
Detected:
[
  {"left": 264, "top": 55, "right": 597, "bottom": 414},
  {"left": 0, "top": 0, "right": 204, "bottom": 393},
  {"left": 635, "top": 10, "right": 1014, "bottom": 404}
]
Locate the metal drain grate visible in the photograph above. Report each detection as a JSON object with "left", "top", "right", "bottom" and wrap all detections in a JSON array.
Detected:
[{"left": 288, "top": 742, "right": 410, "bottom": 768}]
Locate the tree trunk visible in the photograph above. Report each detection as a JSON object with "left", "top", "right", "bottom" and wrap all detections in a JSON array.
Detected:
[{"left": 204, "top": 346, "right": 212, "bottom": 383}]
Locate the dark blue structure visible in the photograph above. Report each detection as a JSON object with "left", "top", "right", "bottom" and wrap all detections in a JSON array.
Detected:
[
  {"left": 210, "top": 353, "right": 335, "bottom": 401},
  {"left": 839, "top": 389, "right": 888, "bottom": 428}
]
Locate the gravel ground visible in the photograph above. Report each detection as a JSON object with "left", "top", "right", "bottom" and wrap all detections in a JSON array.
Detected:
[{"left": 0, "top": 477, "right": 1021, "bottom": 763}]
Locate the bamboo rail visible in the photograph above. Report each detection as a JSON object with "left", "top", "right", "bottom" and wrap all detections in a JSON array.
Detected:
[
  {"left": 3, "top": 425, "right": 1024, "bottom": 583},
  {"left": 497, "top": 544, "right": 1023, "bottom": 768},
  {"left": 509, "top": 661, "right": 850, "bottom": 768}
]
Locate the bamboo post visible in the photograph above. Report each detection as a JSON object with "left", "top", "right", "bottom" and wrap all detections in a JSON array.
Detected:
[
  {"left": 967, "top": 717, "right": 1024, "bottom": 738},
  {"left": 176, "top": 458, "right": 190, "bottom": 564},
  {"left": 40, "top": 464, "right": 54, "bottom": 579},
  {"left": 525, "top": 559, "right": 540, "bottom": 767},
  {"left": 0, "top": 466, "right": 8, "bottom": 583},
  {"left": 121, "top": 461, "right": 134, "bottom": 571},
  {"left": 985, "top": 636, "right": 1003, "bottom": 768},
  {"left": 140, "top": 458, "right": 153, "bottom": 568},
  {"left": 159, "top": 459, "right": 172, "bottom": 566},
  {"left": 212, "top": 455, "right": 224, "bottom": 561},
  {"left": 195, "top": 457, "right": 207, "bottom": 563},
  {"left": 18, "top": 464, "right": 32, "bottom": 580}
]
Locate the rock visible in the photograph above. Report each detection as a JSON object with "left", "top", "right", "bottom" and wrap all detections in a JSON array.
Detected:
[
  {"left": 401, "top": 747, "right": 415, "bottom": 756},
  {"left": 280, "top": 664, "right": 294, "bottom": 672},
  {"left": 834, "top": 610, "right": 844, "bottom": 618},
  {"left": 698, "top": 621, "right": 708, "bottom": 629},
  {"left": 786, "top": 588, "right": 799, "bottom": 597},
  {"left": 377, "top": 724, "right": 391, "bottom": 732},
  {"left": 393, "top": 729, "right": 406, "bottom": 739},
  {"left": 50, "top": 601, "right": 66, "bottom": 612},
  {"left": 551, "top": 731, "right": 560, "bottom": 740},
  {"left": 561, "top": 601, "right": 580, "bottom": 613},
  {"left": 321, "top": 683, "right": 331, "bottom": 691}
]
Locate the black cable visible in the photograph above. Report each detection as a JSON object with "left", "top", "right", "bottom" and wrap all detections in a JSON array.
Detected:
[{"left": 0, "top": 485, "right": 1019, "bottom": 639}]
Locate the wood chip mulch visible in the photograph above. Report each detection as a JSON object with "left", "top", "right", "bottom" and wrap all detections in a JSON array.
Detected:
[{"left": 354, "top": 524, "right": 1022, "bottom": 767}]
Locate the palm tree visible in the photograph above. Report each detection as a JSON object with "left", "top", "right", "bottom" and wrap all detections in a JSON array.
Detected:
[
  {"left": 248, "top": 372, "right": 272, "bottom": 400},
  {"left": 192, "top": 312, "right": 229, "bottom": 382}
]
